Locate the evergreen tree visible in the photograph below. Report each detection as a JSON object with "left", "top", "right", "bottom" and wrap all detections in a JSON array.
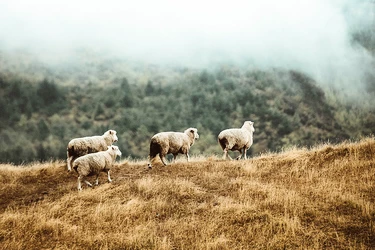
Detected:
[{"left": 145, "top": 80, "right": 155, "bottom": 96}]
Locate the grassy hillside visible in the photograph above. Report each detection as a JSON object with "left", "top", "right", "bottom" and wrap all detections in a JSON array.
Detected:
[{"left": 0, "top": 138, "right": 374, "bottom": 249}]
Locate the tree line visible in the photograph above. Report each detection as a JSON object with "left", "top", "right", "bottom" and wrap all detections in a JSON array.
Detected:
[{"left": 0, "top": 68, "right": 374, "bottom": 164}]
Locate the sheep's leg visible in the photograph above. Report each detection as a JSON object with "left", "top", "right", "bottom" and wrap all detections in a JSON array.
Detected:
[
  {"left": 222, "top": 149, "right": 227, "bottom": 160},
  {"left": 173, "top": 154, "right": 177, "bottom": 163},
  {"left": 243, "top": 148, "right": 248, "bottom": 160},
  {"left": 67, "top": 154, "right": 73, "bottom": 171},
  {"left": 84, "top": 180, "right": 93, "bottom": 187},
  {"left": 186, "top": 153, "right": 190, "bottom": 162},
  {"left": 95, "top": 175, "right": 99, "bottom": 185},
  {"left": 160, "top": 154, "right": 168, "bottom": 166},
  {"left": 77, "top": 176, "right": 92, "bottom": 190},
  {"left": 236, "top": 149, "right": 243, "bottom": 160},
  {"left": 148, "top": 156, "right": 154, "bottom": 169},
  {"left": 78, "top": 176, "right": 83, "bottom": 191},
  {"left": 107, "top": 170, "right": 112, "bottom": 183},
  {"left": 223, "top": 148, "right": 232, "bottom": 160}
]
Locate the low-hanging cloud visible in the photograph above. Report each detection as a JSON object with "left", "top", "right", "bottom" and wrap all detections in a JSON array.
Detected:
[{"left": 0, "top": 0, "right": 374, "bottom": 92}]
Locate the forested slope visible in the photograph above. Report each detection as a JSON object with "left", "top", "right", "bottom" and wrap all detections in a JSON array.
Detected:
[{"left": 1, "top": 55, "right": 374, "bottom": 164}]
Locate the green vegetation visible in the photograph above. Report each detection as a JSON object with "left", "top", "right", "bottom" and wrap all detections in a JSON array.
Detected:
[{"left": 1, "top": 61, "right": 375, "bottom": 164}]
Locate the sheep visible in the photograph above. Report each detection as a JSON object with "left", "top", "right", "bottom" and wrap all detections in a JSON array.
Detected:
[
  {"left": 73, "top": 145, "right": 122, "bottom": 191},
  {"left": 66, "top": 130, "right": 118, "bottom": 172},
  {"left": 148, "top": 128, "right": 199, "bottom": 168},
  {"left": 218, "top": 121, "right": 255, "bottom": 160}
]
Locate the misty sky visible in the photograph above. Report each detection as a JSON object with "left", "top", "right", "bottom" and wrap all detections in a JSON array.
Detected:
[{"left": 0, "top": 0, "right": 374, "bottom": 90}]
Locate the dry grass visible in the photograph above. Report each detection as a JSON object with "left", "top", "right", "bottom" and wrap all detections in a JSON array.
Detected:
[{"left": 0, "top": 138, "right": 374, "bottom": 249}]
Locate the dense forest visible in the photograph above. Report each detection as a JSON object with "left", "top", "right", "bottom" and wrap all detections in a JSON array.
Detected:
[{"left": 1, "top": 54, "right": 375, "bottom": 164}]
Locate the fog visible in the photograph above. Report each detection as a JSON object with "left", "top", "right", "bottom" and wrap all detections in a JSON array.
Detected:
[{"left": 0, "top": 0, "right": 374, "bottom": 91}]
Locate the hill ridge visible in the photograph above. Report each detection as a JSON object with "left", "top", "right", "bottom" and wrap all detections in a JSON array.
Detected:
[{"left": 0, "top": 138, "right": 374, "bottom": 249}]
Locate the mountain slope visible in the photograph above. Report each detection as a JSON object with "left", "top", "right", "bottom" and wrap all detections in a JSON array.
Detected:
[{"left": 2, "top": 65, "right": 371, "bottom": 164}]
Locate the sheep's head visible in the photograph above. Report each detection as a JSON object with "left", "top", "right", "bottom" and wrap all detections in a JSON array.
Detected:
[
  {"left": 105, "top": 130, "right": 118, "bottom": 143},
  {"left": 186, "top": 128, "right": 199, "bottom": 140},
  {"left": 108, "top": 145, "right": 122, "bottom": 157},
  {"left": 242, "top": 121, "right": 255, "bottom": 133}
]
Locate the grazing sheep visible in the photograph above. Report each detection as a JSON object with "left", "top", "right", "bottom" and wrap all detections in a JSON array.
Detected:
[
  {"left": 73, "top": 145, "right": 122, "bottom": 191},
  {"left": 66, "top": 130, "right": 118, "bottom": 172},
  {"left": 218, "top": 121, "right": 255, "bottom": 160},
  {"left": 148, "top": 128, "right": 199, "bottom": 168}
]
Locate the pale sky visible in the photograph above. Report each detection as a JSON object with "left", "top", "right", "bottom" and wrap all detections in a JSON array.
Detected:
[{"left": 0, "top": 0, "right": 374, "bottom": 89}]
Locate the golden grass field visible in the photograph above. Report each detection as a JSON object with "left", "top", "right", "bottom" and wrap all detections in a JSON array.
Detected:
[{"left": 0, "top": 138, "right": 374, "bottom": 249}]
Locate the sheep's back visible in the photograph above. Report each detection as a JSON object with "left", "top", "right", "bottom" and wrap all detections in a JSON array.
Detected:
[
  {"left": 152, "top": 132, "right": 188, "bottom": 153},
  {"left": 68, "top": 136, "right": 107, "bottom": 157},
  {"left": 218, "top": 129, "right": 250, "bottom": 150},
  {"left": 74, "top": 151, "right": 111, "bottom": 176}
]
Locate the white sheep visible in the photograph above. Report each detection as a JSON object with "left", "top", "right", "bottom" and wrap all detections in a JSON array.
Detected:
[
  {"left": 73, "top": 145, "right": 122, "bottom": 191},
  {"left": 218, "top": 121, "right": 255, "bottom": 160},
  {"left": 66, "top": 130, "right": 118, "bottom": 172},
  {"left": 148, "top": 128, "right": 199, "bottom": 168}
]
